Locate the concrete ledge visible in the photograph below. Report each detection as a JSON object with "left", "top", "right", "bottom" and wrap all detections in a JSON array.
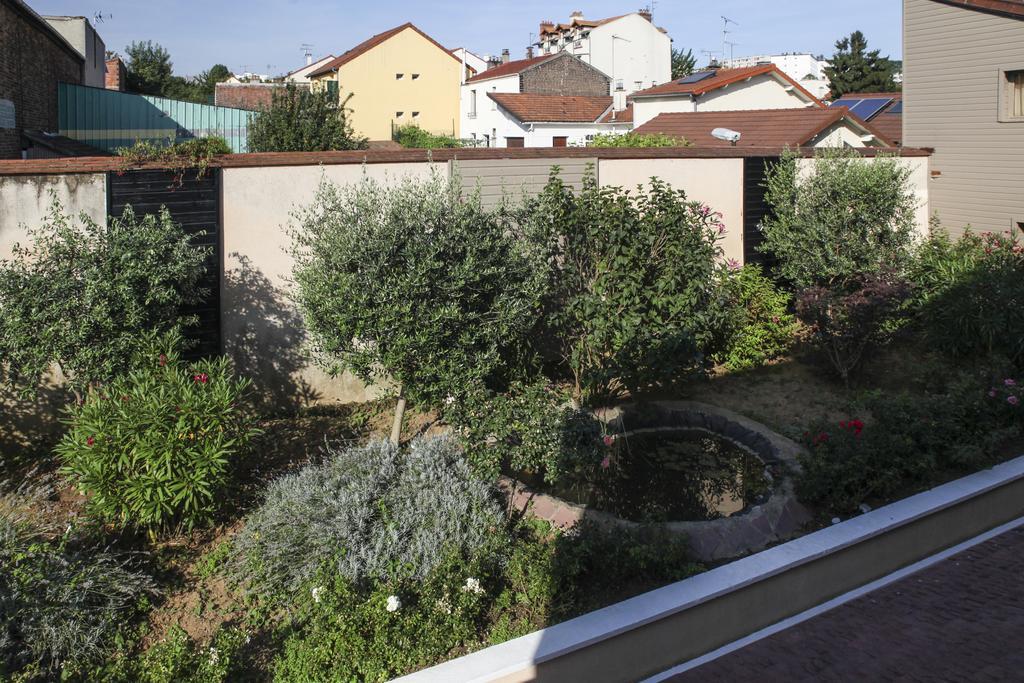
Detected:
[{"left": 394, "top": 454, "right": 1024, "bottom": 683}]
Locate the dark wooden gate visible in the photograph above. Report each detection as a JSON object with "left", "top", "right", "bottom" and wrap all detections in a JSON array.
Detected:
[
  {"left": 107, "top": 168, "right": 221, "bottom": 358},
  {"left": 742, "top": 157, "right": 778, "bottom": 268}
]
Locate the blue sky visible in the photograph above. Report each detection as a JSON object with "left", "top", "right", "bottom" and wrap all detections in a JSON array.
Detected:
[{"left": 32, "top": 0, "right": 903, "bottom": 77}]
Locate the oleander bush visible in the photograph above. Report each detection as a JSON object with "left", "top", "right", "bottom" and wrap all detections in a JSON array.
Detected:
[
  {"left": 0, "top": 489, "right": 155, "bottom": 676},
  {"left": 797, "top": 371, "right": 1024, "bottom": 513},
  {"left": 717, "top": 265, "right": 798, "bottom": 371},
  {"left": 232, "top": 436, "right": 504, "bottom": 597},
  {"left": 56, "top": 330, "right": 259, "bottom": 532},
  {"left": 525, "top": 172, "right": 736, "bottom": 404},
  {"left": 909, "top": 229, "right": 1024, "bottom": 365}
]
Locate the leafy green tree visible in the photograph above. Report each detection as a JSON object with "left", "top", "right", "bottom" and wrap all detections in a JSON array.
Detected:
[
  {"left": 671, "top": 48, "right": 697, "bottom": 79},
  {"left": 759, "top": 149, "right": 918, "bottom": 289},
  {"left": 191, "top": 64, "right": 232, "bottom": 103},
  {"left": 824, "top": 31, "right": 899, "bottom": 98},
  {"left": 124, "top": 40, "right": 173, "bottom": 95},
  {"left": 588, "top": 132, "right": 689, "bottom": 148},
  {"left": 0, "top": 199, "right": 208, "bottom": 398},
  {"left": 248, "top": 84, "right": 367, "bottom": 152},
  {"left": 290, "top": 173, "right": 546, "bottom": 441}
]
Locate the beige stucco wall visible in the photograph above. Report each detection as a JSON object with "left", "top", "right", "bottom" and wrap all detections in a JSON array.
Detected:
[
  {"left": 220, "top": 162, "right": 446, "bottom": 408},
  {"left": 0, "top": 173, "right": 106, "bottom": 260},
  {"left": 312, "top": 27, "right": 463, "bottom": 141},
  {"left": 903, "top": 0, "right": 1024, "bottom": 236},
  {"left": 598, "top": 158, "right": 746, "bottom": 264}
]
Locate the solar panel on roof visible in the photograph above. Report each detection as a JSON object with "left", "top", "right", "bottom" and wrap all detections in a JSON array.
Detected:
[
  {"left": 849, "top": 98, "right": 894, "bottom": 120},
  {"left": 888, "top": 100, "right": 903, "bottom": 114},
  {"left": 678, "top": 70, "right": 717, "bottom": 85},
  {"left": 830, "top": 97, "right": 862, "bottom": 109}
]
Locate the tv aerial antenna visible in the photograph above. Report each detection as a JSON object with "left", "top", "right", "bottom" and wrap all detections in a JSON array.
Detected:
[{"left": 721, "top": 16, "right": 738, "bottom": 64}]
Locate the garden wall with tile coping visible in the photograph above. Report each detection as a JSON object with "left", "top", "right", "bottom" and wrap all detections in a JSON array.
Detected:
[
  {"left": 0, "top": 147, "right": 931, "bottom": 410},
  {"left": 501, "top": 400, "right": 811, "bottom": 562},
  {"left": 396, "top": 453, "right": 1024, "bottom": 683}
]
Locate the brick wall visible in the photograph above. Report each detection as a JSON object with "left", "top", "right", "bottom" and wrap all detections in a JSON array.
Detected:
[
  {"left": 0, "top": 0, "right": 83, "bottom": 159},
  {"left": 215, "top": 83, "right": 308, "bottom": 111},
  {"left": 105, "top": 56, "right": 126, "bottom": 91},
  {"left": 520, "top": 55, "right": 609, "bottom": 97}
]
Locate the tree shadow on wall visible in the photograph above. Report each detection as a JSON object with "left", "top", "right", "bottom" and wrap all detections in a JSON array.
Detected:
[
  {"left": 223, "top": 254, "right": 322, "bottom": 415},
  {"left": 0, "top": 382, "right": 67, "bottom": 478}
]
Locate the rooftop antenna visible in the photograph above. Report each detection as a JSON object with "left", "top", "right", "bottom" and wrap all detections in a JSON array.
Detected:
[
  {"left": 92, "top": 11, "right": 111, "bottom": 23},
  {"left": 724, "top": 40, "right": 739, "bottom": 63},
  {"left": 301, "top": 43, "right": 314, "bottom": 66},
  {"left": 721, "top": 15, "right": 738, "bottom": 65}
]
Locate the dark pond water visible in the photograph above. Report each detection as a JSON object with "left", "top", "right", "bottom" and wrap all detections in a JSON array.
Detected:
[{"left": 515, "top": 429, "right": 771, "bottom": 523}]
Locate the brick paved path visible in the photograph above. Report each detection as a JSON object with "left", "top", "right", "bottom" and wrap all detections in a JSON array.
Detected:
[{"left": 668, "top": 526, "right": 1024, "bottom": 682}]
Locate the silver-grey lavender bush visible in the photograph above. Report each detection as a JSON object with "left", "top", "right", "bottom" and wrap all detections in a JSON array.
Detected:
[{"left": 233, "top": 436, "right": 504, "bottom": 596}]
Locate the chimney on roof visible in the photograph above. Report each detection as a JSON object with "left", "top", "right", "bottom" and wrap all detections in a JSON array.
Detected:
[
  {"left": 638, "top": 9, "right": 652, "bottom": 22},
  {"left": 570, "top": 10, "right": 584, "bottom": 18},
  {"left": 526, "top": 45, "right": 534, "bottom": 59},
  {"left": 105, "top": 55, "right": 126, "bottom": 91},
  {"left": 306, "top": 54, "right": 313, "bottom": 66},
  {"left": 501, "top": 48, "right": 510, "bottom": 64}
]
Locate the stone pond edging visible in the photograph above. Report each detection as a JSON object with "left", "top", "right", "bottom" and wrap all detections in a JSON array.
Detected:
[{"left": 499, "top": 400, "right": 811, "bottom": 562}]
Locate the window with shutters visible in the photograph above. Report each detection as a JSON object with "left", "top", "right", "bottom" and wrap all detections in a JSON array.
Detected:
[{"left": 999, "top": 68, "right": 1024, "bottom": 122}]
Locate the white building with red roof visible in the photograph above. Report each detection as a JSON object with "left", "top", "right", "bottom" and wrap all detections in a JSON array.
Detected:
[
  {"left": 533, "top": 10, "right": 671, "bottom": 99},
  {"left": 630, "top": 64, "right": 825, "bottom": 127}
]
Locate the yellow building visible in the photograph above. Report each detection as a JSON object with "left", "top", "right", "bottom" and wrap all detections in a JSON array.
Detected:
[{"left": 309, "top": 23, "right": 464, "bottom": 141}]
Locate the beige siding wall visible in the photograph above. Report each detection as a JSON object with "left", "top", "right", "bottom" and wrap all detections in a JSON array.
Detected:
[
  {"left": 453, "top": 157, "right": 595, "bottom": 207},
  {"left": 903, "top": 0, "right": 1024, "bottom": 235}
]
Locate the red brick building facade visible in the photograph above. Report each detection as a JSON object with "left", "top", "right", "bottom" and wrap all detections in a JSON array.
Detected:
[
  {"left": 0, "top": 0, "right": 83, "bottom": 158},
  {"left": 105, "top": 56, "right": 126, "bottom": 92},
  {"left": 215, "top": 83, "right": 308, "bottom": 111}
]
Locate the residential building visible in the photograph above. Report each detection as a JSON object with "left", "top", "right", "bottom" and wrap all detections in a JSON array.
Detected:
[
  {"left": 42, "top": 15, "right": 106, "bottom": 88},
  {"left": 722, "top": 53, "right": 831, "bottom": 99},
  {"left": 309, "top": 23, "right": 463, "bottom": 141},
  {"left": 634, "top": 107, "right": 892, "bottom": 148},
  {"left": 460, "top": 51, "right": 629, "bottom": 147},
  {"left": 0, "top": 0, "right": 83, "bottom": 158},
  {"left": 284, "top": 55, "right": 335, "bottom": 84},
  {"left": 903, "top": 0, "right": 1024, "bottom": 235},
  {"left": 533, "top": 11, "right": 671, "bottom": 98},
  {"left": 829, "top": 91, "right": 902, "bottom": 145},
  {"left": 451, "top": 48, "right": 487, "bottom": 81},
  {"left": 630, "top": 65, "right": 824, "bottom": 128}
]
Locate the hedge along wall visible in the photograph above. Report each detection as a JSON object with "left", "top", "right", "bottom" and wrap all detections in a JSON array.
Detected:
[{"left": 0, "top": 147, "right": 932, "bottom": 409}]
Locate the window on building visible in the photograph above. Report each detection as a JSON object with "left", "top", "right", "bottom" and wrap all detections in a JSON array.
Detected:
[
  {"left": 412, "top": 111, "right": 420, "bottom": 118},
  {"left": 999, "top": 68, "right": 1024, "bottom": 121},
  {"left": 552, "top": 136, "right": 567, "bottom": 147},
  {"left": 506, "top": 137, "right": 525, "bottom": 148},
  {"left": 470, "top": 89, "right": 477, "bottom": 117},
  {"left": 396, "top": 73, "right": 404, "bottom": 79},
  {"left": 412, "top": 73, "right": 420, "bottom": 80},
  {"left": 326, "top": 80, "right": 339, "bottom": 98},
  {"left": 396, "top": 111, "right": 404, "bottom": 117},
  {"left": 491, "top": 87, "right": 497, "bottom": 110}
]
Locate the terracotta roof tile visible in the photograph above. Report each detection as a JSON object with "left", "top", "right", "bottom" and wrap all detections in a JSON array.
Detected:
[
  {"left": 309, "top": 23, "right": 461, "bottom": 78},
  {"left": 488, "top": 93, "right": 612, "bottom": 123},
  {"left": 870, "top": 113, "right": 902, "bottom": 146},
  {"left": 632, "top": 65, "right": 824, "bottom": 107},
  {"left": 928, "top": 0, "right": 1024, "bottom": 18},
  {"left": 598, "top": 104, "right": 633, "bottom": 123},
  {"left": 634, "top": 108, "right": 893, "bottom": 147},
  {"left": 465, "top": 54, "right": 557, "bottom": 83}
]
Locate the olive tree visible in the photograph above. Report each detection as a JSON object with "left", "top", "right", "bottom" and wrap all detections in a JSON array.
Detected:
[
  {"left": 0, "top": 198, "right": 208, "bottom": 398},
  {"left": 760, "top": 148, "right": 918, "bottom": 289},
  {"left": 289, "top": 173, "right": 547, "bottom": 442}
]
